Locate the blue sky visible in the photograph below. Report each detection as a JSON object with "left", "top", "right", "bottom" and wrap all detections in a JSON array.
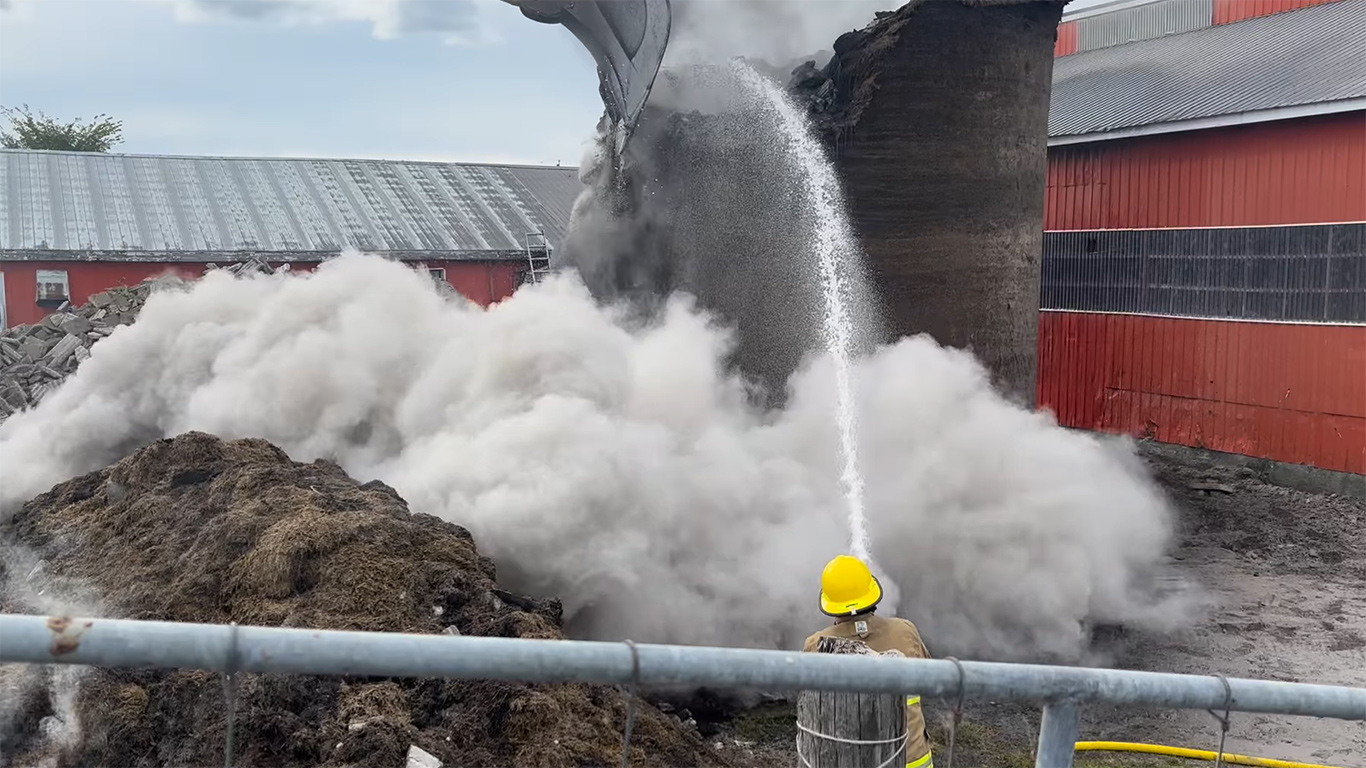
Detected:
[
  {"left": 0, "top": 0, "right": 606, "bottom": 165},
  {"left": 0, "top": 0, "right": 1108, "bottom": 167}
]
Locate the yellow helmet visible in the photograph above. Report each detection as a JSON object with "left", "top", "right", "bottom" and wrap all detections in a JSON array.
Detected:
[{"left": 819, "top": 554, "right": 882, "bottom": 616}]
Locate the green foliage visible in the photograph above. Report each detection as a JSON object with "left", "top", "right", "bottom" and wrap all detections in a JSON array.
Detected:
[{"left": 1, "top": 105, "right": 123, "bottom": 152}]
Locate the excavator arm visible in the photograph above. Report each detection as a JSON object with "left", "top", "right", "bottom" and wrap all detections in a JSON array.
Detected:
[{"left": 502, "top": 0, "right": 671, "bottom": 155}]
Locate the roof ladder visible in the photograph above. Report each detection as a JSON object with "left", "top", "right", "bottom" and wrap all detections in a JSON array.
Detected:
[{"left": 524, "top": 232, "right": 553, "bottom": 284}]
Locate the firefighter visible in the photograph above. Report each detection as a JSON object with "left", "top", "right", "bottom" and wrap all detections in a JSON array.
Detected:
[{"left": 802, "top": 554, "right": 935, "bottom": 768}]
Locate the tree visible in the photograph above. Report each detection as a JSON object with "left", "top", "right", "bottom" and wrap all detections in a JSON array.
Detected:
[{"left": 1, "top": 105, "right": 124, "bottom": 152}]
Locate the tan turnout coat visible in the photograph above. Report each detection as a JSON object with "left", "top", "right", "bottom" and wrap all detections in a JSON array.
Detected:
[{"left": 803, "top": 613, "right": 934, "bottom": 767}]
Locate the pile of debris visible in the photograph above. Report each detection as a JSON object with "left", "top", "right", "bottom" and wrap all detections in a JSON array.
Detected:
[
  {"left": 0, "top": 258, "right": 475, "bottom": 424},
  {"left": 0, "top": 277, "right": 185, "bottom": 423},
  {"left": 203, "top": 253, "right": 287, "bottom": 277},
  {"left": 0, "top": 432, "right": 728, "bottom": 768}
]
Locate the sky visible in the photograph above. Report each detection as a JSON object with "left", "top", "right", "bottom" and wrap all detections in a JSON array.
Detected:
[
  {"left": 0, "top": 0, "right": 1110, "bottom": 167},
  {"left": 0, "top": 0, "right": 609, "bottom": 165}
]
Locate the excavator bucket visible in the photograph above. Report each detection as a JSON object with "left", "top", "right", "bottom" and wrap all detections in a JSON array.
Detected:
[{"left": 503, "top": 0, "right": 671, "bottom": 154}]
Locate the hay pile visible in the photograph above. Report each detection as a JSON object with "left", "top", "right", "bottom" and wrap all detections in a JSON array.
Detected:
[{"left": 0, "top": 431, "right": 727, "bottom": 768}]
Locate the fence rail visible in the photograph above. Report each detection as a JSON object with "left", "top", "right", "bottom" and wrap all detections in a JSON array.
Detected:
[{"left": 2, "top": 614, "right": 1363, "bottom": 767}]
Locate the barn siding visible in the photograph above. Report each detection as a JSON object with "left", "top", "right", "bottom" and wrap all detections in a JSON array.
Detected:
[
  {"left": 0, "top": 259, "right": 522, "bottom": 328},
  {"left": 1213, "top": 0, "right": 1347, "bottom": 24},
  {"left": 1045, "top": 113, "right": 1366, "bottom": 230},
  {"left": 1038, "top": 311, "right": 1366, "bottom": 473},
  {"left": 1055, "top": 0, "right": 1348, "bottom": 57},
  {"left": 1075, "top": 0, "right": 1212, "bottom": 53},
  {"left": 1041, "top": 111, "right": 1365, "bottom": 473},
  {"left": 1055, "top": 20, "right": 1078, "bottom": 55}
]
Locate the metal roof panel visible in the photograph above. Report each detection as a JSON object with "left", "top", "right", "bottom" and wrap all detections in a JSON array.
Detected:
[
  {"left": 1050, "top": 0, "right": 1366, "bottom": 137},
  {"left": 0, "top": 150, "right": 583, "bottom": 259}
]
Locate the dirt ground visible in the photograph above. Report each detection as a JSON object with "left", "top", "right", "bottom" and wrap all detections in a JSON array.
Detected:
[{"left": 706, "top": 443, "right": 1366, "bottom": 767}]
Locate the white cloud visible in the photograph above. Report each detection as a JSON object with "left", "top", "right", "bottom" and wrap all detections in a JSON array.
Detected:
[
  {"left": 0, "top": 0, "right": 36, "bottom": 16},
  {"left": 150, "top": 0, "right": 504, "bottom": 45}
]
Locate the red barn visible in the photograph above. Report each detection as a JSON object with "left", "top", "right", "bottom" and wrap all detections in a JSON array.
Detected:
[
  {"left": 1041, "top": 0, "right": 1366, "bottom": 474},
  {"left": 0, "top": 150, "right": 582, "bottom": 329}
]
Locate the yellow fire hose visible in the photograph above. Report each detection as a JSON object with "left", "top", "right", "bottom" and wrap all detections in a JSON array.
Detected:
[{"left": 1073, "top": 741, "right": 1352, "bottom": 768}]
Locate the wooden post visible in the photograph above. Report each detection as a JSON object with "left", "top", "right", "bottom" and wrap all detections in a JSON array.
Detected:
[{"left": 796, "top": 636, "right": 907, "bottom": 768}]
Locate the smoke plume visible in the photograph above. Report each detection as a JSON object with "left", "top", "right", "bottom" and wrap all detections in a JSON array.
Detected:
[
  {"left": 559, "top": 63, "right": 888, "bottom": 402},
  {"left": 0, "top": 255, "right": 1187, "bottom": 661},
  {"left": 666, "top": 0, "right": 895, "bottom": 68}
]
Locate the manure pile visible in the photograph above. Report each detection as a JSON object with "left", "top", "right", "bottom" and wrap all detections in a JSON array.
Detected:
[{"left": 0, "top": 431, "right": 725, "bottom": 768}]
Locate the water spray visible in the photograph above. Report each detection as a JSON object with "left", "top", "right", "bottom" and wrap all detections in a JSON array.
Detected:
[{"left": 733, "top": 62, "right": 873, "bottom": 564}]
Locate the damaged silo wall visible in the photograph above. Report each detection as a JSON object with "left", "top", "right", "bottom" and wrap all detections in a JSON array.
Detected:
[
  {"left": 558, "top": 82, "right": 884, "bottom": 403},
  {"left": 793, "top": 0, "right": 1066, "bottom": 405}
]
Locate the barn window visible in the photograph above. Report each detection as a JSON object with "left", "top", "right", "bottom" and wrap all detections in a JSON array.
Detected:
[
  {"left": 428, "top": 268, "right": 447, "bottom": 283},
  {"left": 35, "top": 269, "right": 70, "bottom": 308}
]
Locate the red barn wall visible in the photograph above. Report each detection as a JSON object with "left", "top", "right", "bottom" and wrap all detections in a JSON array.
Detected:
[
  {"left": 0, "top": 259, "right": 522, "bottom": 328},
  {"left": 1040, "top": 113, "right": 1366, "bottom": 474},
  {"left": 1, "top": 262, "right": 204, "bottom": 327},
  {"left": 1046, "top": 112, "right": 1366, "bottom": 230},
  {"left": 1054, "top": 20, "right": 1078, "bottom": 56},
  {"left": 1213, "top": 0, "right": 1346, "bottom": 24},
  {"left": 1057, "top": 0, "right": 1346, "bottom": 57},
  {"left": 1038, "top": 312, "right": 1366, "bottom": 474}
]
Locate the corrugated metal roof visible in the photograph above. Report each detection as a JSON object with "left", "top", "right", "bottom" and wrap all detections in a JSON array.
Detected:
[
  {"left": 1075, "top": 0, "right": 1211, "bottom": 53},
  {"left": 0, "top": 149, "right": 584, "bottom": 261},
  {"left": 1050, "top": 0, "right": 1366, "bottom": 137}
]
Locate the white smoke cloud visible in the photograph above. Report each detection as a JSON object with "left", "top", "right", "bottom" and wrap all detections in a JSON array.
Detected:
[
  {"left": 666, "top": 0, "right": 897, "bottom": 68},
  {"left": 148, "top": 0, "right": 500, "bottom": 44},
  {"left": 0, "top": 532, "right": 101, "bottom": 766},
  {"left": 0, "top": 253, "right": 1189, "bottom": 661}
]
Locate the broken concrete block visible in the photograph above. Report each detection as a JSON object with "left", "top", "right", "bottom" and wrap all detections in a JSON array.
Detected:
[
  {"left": 46, "top": 334, "right": 84, "bottom": 367},
  {"left": 19, "top": 338, "right": 50, "bottom": 360},
  {"left": 406, "top": 745, "right": 443, "bottom": 768},
  {"left": 56, "top": 314, "right": 94, "bottom": 336}
]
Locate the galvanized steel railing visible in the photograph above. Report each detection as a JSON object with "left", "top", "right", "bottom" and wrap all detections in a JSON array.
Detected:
[{"left": 2, "top": 614, "right": 1363, "bottom": 767}]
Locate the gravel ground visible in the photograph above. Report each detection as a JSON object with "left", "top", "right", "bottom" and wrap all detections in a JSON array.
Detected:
[
  {"left": 707, "top": 443, "right": 1366, "bottom": 767},
  {"left": 1078, "top": 445, "right": 1366, "bottom": 767}
]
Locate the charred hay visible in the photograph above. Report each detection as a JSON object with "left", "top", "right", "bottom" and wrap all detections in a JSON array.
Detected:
[{"left": 0, "top": 432, "right": 726, "bottom": 768}]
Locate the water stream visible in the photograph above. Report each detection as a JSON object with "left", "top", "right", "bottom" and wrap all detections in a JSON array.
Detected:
[{"left": 734, "top": 63, "right": 873, "bottom": 564}]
